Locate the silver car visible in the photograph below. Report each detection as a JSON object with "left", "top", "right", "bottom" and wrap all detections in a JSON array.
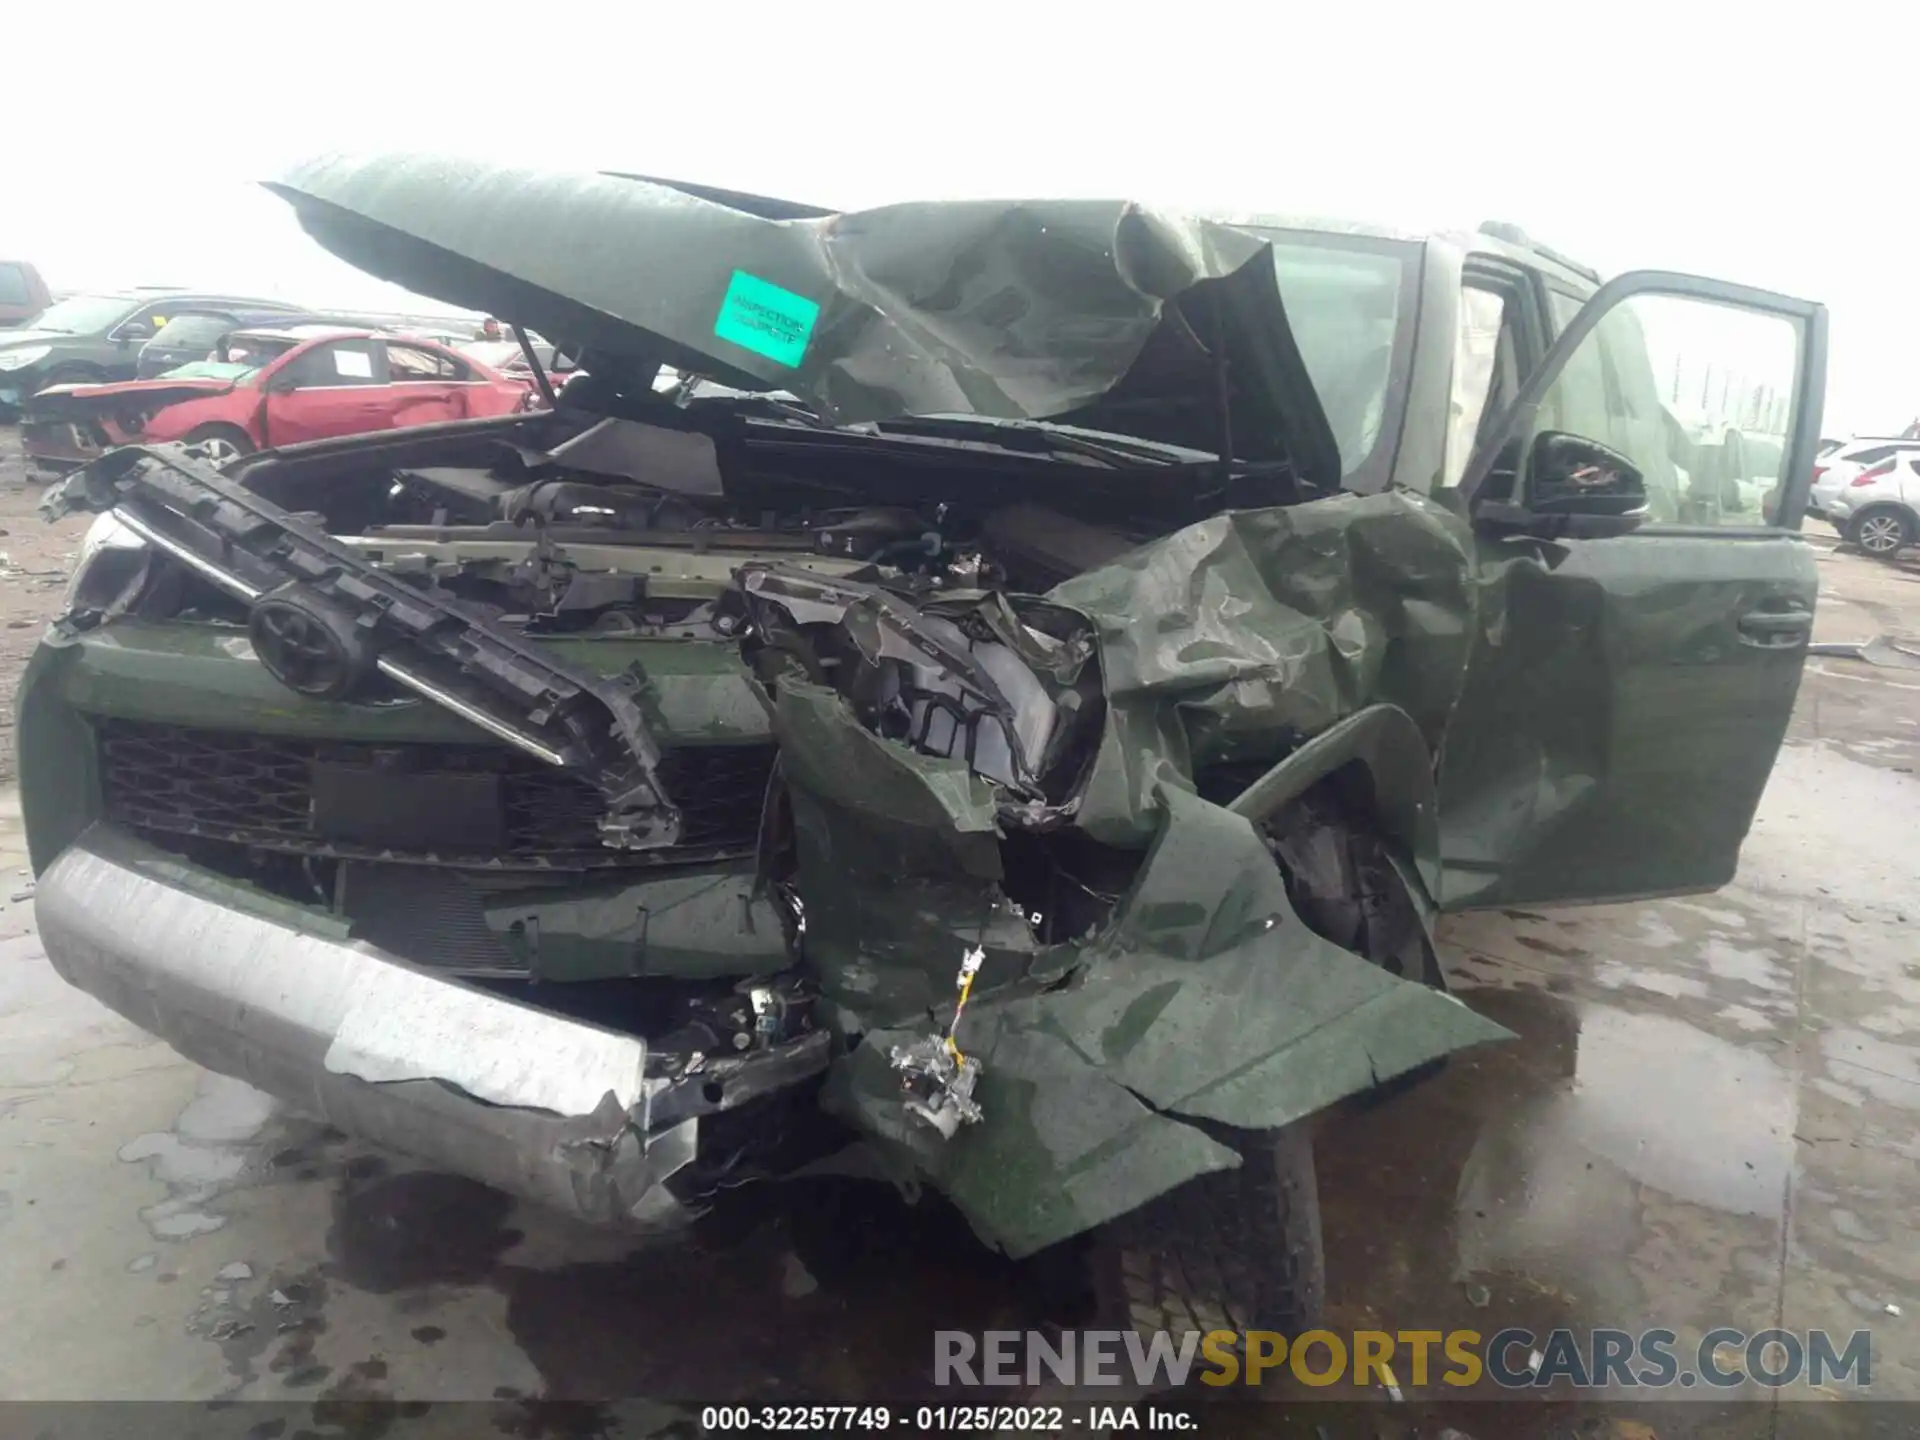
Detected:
[
  {"left": 1810, "top": 437, "right": 1920, "bottom": 517},
  {"left": 1822, "top": 449, "right": 1920, "bottom": 557}
]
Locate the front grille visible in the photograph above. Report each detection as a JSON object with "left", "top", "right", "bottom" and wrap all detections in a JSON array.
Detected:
[{"left": 97, "top": 719, "right": 772, "bottom": 870}]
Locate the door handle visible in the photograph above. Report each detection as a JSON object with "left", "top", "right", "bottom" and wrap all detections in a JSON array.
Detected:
[{"left": 1738, "top": 608, "right": 1813, "bottom": 647}]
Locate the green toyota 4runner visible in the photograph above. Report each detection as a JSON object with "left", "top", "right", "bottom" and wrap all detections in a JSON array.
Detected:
[{"left": 22, "top": 156, "right": 1826, "bottom": 1337}]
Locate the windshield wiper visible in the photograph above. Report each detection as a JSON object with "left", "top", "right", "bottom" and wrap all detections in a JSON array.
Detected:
[{"left": 867, "top": 416, "right": 1183, "bottom": 468}]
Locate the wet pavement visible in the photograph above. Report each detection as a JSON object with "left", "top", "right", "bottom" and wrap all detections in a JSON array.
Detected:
[{"left": 1, "top": 540, "right": 1918, "bottom": 1437}]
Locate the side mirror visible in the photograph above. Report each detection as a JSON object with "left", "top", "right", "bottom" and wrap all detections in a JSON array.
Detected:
[
  {"left": 264, "top": 373, "right": 298, "bottom": 395},
  {"left": 1474, "top": 431, "right": 1648, "bottom": 539},
  {"left": 116, "top": 322, "right": 154, "bottom": 344},
  {"left": 1528, "top": 432, "right": 1647, "bottom": 515}
]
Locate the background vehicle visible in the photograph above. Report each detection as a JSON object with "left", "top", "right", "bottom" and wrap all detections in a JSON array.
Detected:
[
  {"left": 0, "top": 288, "right": 303, "bottom": 416},
  {"left": 1820, "top": 450, "right": 1920, "bottom": 557},
  {"left": 22, "top": 160, "right": 1831, "bottom": 1352},
  {"left": 1809, "top": 436, "right": 1920, "bottom": 515},
  {"left": 460, "top": 336, "right": 581, "bottom": 386},
  {"left": 0, "top": 259, "right": 52, "bottom": 328},
  {"left": 20, "top": 325, "right": 531, "bottom": 469},
  {"left": 135, "top": 309, "right": 366, "bottom": 377}
]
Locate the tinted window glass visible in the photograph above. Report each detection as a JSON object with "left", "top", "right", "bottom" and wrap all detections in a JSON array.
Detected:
[
  {"left": 276, "top": 339, "right": 385, "bottom": 387},
  {"left": 1533, "top": 293, "right": 1800, "bottom": 526},
  {"left": 1444, "top": 284, "right": 1512, "bottom": 488},
  {"left": 1267, "top": 242, "right": 1408, "bottom": 477},
  {"left": 1236, "top": 228, "right": 1418, "bottom": 489},
  {"left": 219, "top": 334, "right": 300, "bottom": 368},
  {"left": 24, "top": 294, "right": 138, "bottom": 335},
  {"left": 147, "top": 314, "right": 236, "bottom": 352},
  {"left": 0, "top": 265, "right": 28, "bottom": 306},
  {"left": 1548, "top": 290, "right": 1585, "bottom": 334},
  {"left": 1847, "top": 446, "right": 1897, "bottom": 465},
  {"left": 387, "top": 343, "right": 468, "bottom": 380}
]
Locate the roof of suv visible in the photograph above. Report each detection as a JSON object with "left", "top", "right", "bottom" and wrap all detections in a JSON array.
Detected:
[
  {"left": 229, "top": 325, "right": 377, "bottom": 344},
  {"left": 1209, "top": 212, "right": 1604, "bottom": 291}
]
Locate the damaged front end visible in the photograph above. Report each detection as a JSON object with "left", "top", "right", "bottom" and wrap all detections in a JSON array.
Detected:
[
  {"left": 723, "top": 511, "right": 1510, "bottom": 1257},
  {"left": 25, "top": 155, "right": 1513, "bottom": 1260}
]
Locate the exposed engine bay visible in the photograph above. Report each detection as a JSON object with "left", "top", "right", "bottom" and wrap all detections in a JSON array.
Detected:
[
  {"left": 47, "top": 400, "right": 1271, "bottom": 1207},
  {"left": 50, "top": 402, "right": 1250, "bottom": 864}
]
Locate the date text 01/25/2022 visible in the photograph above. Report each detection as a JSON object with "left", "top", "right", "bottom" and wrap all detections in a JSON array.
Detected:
[{"left": 699, "top": 1405, "right": 1195, "bottom": 1432}]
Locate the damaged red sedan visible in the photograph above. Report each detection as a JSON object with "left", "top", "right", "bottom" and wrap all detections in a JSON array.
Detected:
[{"left": 19, "top": 324, "right": 533, "bottom": 471}]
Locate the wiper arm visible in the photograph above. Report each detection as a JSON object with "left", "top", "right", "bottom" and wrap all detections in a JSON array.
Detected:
[{"left": 867, "top": 415, "right": 1179, "bottom": 468}]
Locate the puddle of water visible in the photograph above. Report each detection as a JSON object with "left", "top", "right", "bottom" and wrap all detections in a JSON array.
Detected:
[
  {"left": 118, "top": 1073, "right": 280, "bottom": 1242},
  {"left": 1456, "top": 1004, "right": 1793, "bottom": 1242},
  {"left": 1698, "top": 934, "right": 1791, "bottom": 994},
  {"left": 1591, "top": 961, "right": 1710, "bottom": 1000}
]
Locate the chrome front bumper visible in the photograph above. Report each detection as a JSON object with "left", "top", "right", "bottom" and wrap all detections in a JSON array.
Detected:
[{"left": 36, "top": 827, "right": 722, "bottom": 1227}]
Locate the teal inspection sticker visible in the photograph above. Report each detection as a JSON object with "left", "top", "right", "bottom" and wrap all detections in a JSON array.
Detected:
[{"left": 713, "top": 270, "right": 820, "bottom": 368}]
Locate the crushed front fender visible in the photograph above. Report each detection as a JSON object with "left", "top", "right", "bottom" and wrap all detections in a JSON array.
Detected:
[
  {"left": 821, "top": 783, "right": 1509, "bottom": 1257},
  {"left": 753, "top": 489, "right": 1510, "bottom": 1257}
]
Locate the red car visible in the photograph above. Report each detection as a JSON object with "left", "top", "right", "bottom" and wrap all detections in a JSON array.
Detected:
[{"left": 20, "top": 325, "right": 534, "bottom": 471}]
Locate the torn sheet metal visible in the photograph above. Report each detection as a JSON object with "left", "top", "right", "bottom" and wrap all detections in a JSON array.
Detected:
[
  {"left": 822, "top": 784, "right": 1508, "bottom": 1256},
  {"left": 24, "top": 377, "right": 236, "bottom": 422},
  {"left": 758, "top": 491, "right": 1503, "bottom": 1255},
  {"left": 828, "top": 1018, "right": 1245, "bottom": 1260},
  {"left": 261, "top": 153, "right": 1342, "bottom": 485},
  {"left": 1048, "top": 489, "right": 1479, "bottom": 846}
]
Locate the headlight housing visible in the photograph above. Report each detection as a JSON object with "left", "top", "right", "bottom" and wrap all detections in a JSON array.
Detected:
[
  {"left": 62, "top": 512, "right": 150, "bottom": 620},
  {"left": 0, "top": 345, "right": 51, "bottom": 372}
]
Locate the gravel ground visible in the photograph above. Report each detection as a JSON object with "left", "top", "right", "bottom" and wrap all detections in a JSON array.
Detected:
[{"left": 0, "top": 430, "right": 92, "bottom": 780}]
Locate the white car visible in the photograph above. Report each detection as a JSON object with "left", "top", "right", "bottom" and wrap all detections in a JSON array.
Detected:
[
  {"left": 1822, "top": 449, "right": 1920, "bottom": 557},
  {"left": 1810, "top": 436, "right": 1920, "bottom": 518}
]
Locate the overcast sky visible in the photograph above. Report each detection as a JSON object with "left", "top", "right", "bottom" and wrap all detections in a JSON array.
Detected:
[{"left": 9, "top": 3, "right": 1912, "bottom": 432}]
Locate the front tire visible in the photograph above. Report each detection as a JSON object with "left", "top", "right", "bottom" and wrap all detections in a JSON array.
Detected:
[
  {"left": 1080, "top": 784, "right": 1438, "bottom": 1348},
  {"left": 1848, "top": 505, "right": 1915, "bottom": 559},
  {"left": 182, "top": 424, "right": 255, "bottom": 467},
  {"left": 1092, "top": 1122, "right": 1324, "bottom": 1340}
]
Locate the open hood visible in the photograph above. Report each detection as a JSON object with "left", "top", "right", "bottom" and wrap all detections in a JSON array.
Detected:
[{"left": 262, "top": 154, "right": 1342, "bottom": 486}]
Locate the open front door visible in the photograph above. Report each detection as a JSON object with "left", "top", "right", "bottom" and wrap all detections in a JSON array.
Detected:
[{"left": 1434, "top": 271, "right": 1827, "bottom": 910}]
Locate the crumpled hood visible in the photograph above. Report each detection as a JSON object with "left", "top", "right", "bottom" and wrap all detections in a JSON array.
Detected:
[
  {"left": 261, "top": 153, "right": 1342, "bottom": 486},
  {"left": 26, "top": 377, "right": 236, "bottom": 420},
  {"left": 0, "top": 329, "right": 63, "bottom": 352}
]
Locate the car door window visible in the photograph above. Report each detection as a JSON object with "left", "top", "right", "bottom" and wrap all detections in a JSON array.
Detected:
[
  {"left": 277, "top": 340, "right": 387, "bottom": 389},
  {"left": 116, "top": 301, "right": 187, "bottom": 341},
  {"left": 1443, "top": 283, "right": 1520, "bottom": 489},
  {"left": 0, "top": 265, "right": 29, "bottom": 306},
  {"left": 147, "top": 312, "right": 236, "bottom": 354},
  {"left": 386, "top": 343, "right": 470, "bottom": 381},
  {"left": 1529, "top": 294, "right": 1800, "bottom": 527}
]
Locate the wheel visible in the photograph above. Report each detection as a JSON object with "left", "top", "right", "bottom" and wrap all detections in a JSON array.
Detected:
[
  {"left": 1080, "top": 785, "right": 1434, "bottom": 1348},
  {"left": 1090, "top": 1122, "right": 1324, "bottom": 1341},
  {"left": 1848, "top": 506, "right": 1915, "bottom": 559},
  {"left": 182, "top": 424, "right": 254, "bottom": 466}
]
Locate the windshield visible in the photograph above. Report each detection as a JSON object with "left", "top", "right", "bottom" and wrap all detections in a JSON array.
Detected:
[
  {"left": 1239, "top": 231, "right": 1417, "bottom": 486},
  {"left": 24, "top": 293, "right": 139, "bottom": 336}
]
